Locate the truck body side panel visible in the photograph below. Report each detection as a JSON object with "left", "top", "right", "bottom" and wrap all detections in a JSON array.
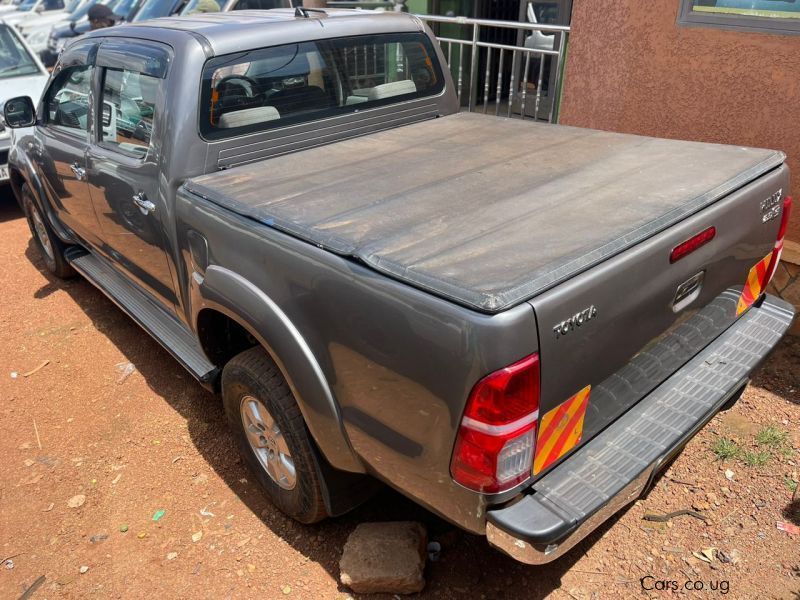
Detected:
[{"left": 176, "top": 192, "right": 539, "bottom": 532}]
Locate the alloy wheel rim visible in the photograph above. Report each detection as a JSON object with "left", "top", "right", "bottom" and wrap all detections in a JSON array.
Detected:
[
  {"left": 30, "top": 205, "right": 54, "bottom": 261},
  {"left": 239, "top": 395, "right": 296, "bottom": 490}
]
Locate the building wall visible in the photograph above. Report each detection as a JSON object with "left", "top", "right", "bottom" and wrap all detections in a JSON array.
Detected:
[
  {"left": 559, "top": 0, "right": 800, "bottom": 255},
  {"left": 559, "top": 0, "right": 800, "bottom": 321}
]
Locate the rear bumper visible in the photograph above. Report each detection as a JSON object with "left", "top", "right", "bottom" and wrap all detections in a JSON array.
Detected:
[{"left": 486, "top": 294, "right": 795, "bottom": 564}]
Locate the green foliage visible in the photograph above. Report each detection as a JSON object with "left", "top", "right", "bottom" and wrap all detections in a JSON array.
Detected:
[
  {"left": 755, "top": 426, "right": 789, "bottom": 448},
  {"left": 741, "top": 450, "right": 770, "bottom": 467},
  {"left": 711, "top": 438, "right": 741, "bottom": 460}
]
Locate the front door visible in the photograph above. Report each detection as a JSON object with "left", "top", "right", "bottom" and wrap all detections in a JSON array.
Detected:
[
  {"left": 35, "top": 63, "right": 98, "bottom": 240},
  {"left": 85, "top": 41, "right": 177, "bottom": 309}
]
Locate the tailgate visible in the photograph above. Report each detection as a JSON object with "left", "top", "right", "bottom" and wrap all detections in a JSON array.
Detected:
[
  {"left": 488, "top": 295, "right": 795, "bottom": 564},
  {"left": 528, "top": 164, "right": 789, "bottom": 478}
]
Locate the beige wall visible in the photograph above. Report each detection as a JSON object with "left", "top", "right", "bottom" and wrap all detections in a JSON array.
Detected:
[
  {"left": 559, "top": 0, "right": 800, "bottom": 256},
  {"left": 559, "top": 0, "right": 800, "bottom": 322}
]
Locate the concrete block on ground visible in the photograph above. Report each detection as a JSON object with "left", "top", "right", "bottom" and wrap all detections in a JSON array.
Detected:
[{"left": 339, "top": 521, "right": 427, "bottom": 594}]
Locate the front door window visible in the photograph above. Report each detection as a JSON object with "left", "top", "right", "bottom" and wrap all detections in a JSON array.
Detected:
[
  {"left": 37, "top": 63, "right": 97, "bottom": 236},
  {"left": 45, "top": 65, "right": 93, "bottom": 135}
]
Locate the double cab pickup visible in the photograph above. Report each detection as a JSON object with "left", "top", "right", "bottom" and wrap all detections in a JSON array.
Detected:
[{"left": 4, "top": 8, "right": 795, "bottom": 564}]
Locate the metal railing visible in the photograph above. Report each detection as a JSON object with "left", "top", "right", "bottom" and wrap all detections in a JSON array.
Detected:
[
  {"left": 415, "top": 15, "right": 570, "bottom": 123},
  {"left": 323, "top": 5, "right": 571, "bottom": 122}
]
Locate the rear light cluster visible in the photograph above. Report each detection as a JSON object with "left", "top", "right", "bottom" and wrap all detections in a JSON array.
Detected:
[
  {"left": 763, "top": 196, "right": 793, "bottom": 287},
  {"left": 450, "top": 354, "right": 540, "bottom": 494}
]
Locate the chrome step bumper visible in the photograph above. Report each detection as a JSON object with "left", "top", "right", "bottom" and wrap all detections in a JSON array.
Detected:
[{"left": 486, "top": 294, "right": 795, "bottom": 564}]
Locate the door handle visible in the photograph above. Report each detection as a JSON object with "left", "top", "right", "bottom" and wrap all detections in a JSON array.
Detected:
[
  {"left": 70, "top": 163, "right": 86, "bottom": 181},
  {"left": 132, "top": 192, "right": 156, "bottom": 216}
]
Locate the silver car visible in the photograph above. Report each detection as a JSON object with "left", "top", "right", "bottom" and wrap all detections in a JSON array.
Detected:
[{"left": 0, "top": 20, "right": 48, "bottom": 183}]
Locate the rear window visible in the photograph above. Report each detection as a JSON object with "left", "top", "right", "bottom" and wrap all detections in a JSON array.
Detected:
[{"left": 199, "top": 32, "right": 444, "bottom": 140}]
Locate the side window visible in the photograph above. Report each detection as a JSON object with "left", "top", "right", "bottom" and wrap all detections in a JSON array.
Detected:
[
  {"left": 44, "top": 65, "right": 93, "bottom": 134},
  {"left": 99, "top": 68, "right": 158, "bottom": 158}
]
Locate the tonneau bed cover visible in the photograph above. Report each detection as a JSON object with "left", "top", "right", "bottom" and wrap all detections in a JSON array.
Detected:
[{"left": 184, "top": 112, "right": 783, "bottom": 312}]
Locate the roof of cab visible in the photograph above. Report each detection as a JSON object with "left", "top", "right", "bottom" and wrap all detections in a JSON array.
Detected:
[{"left": 94, "top": 9, "right": 426, "bottom": 57}]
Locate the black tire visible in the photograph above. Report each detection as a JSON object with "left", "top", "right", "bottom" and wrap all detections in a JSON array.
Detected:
[
  {"left": 222, "top": 346, "right": 328, "bottom": 524},
  {"left": 21, "top": 184, "right": 75, "bottom": 279}
]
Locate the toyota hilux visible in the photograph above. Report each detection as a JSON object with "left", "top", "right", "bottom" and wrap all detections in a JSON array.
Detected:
[{"left": 3, "top": 8, "right": 795, "bottom": 564}]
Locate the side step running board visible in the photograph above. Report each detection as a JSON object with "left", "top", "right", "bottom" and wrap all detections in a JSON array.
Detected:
[{"left": 67, "top": 250, "right": 218, "bottom": 385}]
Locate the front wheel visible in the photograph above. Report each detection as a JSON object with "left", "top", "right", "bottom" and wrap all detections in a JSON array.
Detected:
[
  {"left": 21, "top": 184, "right": 75, "bottom": 279},
  {"left": 222, "top": 346, "right": 328, "bottom": 524}
]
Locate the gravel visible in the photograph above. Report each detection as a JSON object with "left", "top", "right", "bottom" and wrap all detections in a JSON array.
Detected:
[{"left": 1, "top": 191, "right": 797, "bottom": 598}]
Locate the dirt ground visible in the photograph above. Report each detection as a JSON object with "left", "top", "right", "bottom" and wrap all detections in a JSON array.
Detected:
[{"left": 0, "top": 187, "right": 799, "bottom": 600}]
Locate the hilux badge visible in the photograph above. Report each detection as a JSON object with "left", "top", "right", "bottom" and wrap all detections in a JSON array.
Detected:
[
  {"left": 553, "top": 305, "right": 598, "bottom": 339},
  {"left": 760, "top": 189, "right": 782, "bottom": 223}
]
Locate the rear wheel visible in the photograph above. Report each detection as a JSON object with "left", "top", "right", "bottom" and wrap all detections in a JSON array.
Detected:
[
  {"left": 222, "top": 346, "right": 328, "bottom": 524},
  {"left": 21, "top": 184, "right": 75, "bottom": 279}
]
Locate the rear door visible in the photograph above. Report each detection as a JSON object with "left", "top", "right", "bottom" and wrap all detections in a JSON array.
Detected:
[
  {"left": 84, "top": 38, "right": 178, "bottom": 309},
  {"left": 528, "top": 164, "right": 789, "bottom": 477}
]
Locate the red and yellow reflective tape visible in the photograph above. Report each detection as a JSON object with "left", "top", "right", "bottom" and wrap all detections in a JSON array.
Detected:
[
  {"left": 736, "top": 252, "right": 773, "bottom": 316},
  {"left": 534, "top": 385, "right": 591, "bottom": 474}
]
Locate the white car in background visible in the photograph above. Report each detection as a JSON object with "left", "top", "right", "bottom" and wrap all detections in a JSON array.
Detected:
[
  {"left": 0, "top": 20, "right": 49, "bottom": 185},
  {"left": 16, "top": 0, "right": 87, "bottom": 34},
  {"left": 15, "top": 0, "right": 87, "bottom": 54},
  {"left": 3, "top": 0, "right": 81, "bottom": 31},
  {"left": 0, "top": 0, "right": 22, "bottom": 14}
]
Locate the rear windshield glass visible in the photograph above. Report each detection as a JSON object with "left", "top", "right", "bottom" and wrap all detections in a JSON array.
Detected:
[{"left": 199, "top": 32, "right": 444, "bottom": 140}]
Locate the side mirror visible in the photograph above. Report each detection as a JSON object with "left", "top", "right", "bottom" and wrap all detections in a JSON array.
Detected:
[
  {"left": 35, "top": 3, "right": 44, "bottom": 12},
  {"left": 3, "top": 96, "right": 36, "bottom": 128}
]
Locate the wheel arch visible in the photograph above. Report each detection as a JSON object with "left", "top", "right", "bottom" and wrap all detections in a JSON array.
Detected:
[
  {"left": 8, "top": 146, "right": 73, "bottom": 243},
  {"left": 8, "top": 165, "right": 27, "bottom": 207},
  {"left": 193, "top": 265, "right": 364, "bottom": 475}
]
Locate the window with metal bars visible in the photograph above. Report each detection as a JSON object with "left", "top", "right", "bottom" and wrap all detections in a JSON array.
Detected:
[{"left": 679, "top": 0, "right": 800, "bottom": 33}]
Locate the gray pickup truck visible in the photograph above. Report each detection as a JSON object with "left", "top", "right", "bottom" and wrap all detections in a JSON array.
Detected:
[{"left": 3, "top": 8, "right": 795, "bottom": 565}]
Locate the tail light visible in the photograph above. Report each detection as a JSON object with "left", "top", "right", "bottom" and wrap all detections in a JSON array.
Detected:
[
  {"left": 450, "top": 354, "right": 539, "bottom": 494},
  {"left": 763, "top": 196, "right": 793, "bottom": 287}
]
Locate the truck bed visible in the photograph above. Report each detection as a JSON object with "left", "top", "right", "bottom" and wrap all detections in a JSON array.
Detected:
[{"left": 184, "top": 112, "right": 783, "bottom": 312}]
